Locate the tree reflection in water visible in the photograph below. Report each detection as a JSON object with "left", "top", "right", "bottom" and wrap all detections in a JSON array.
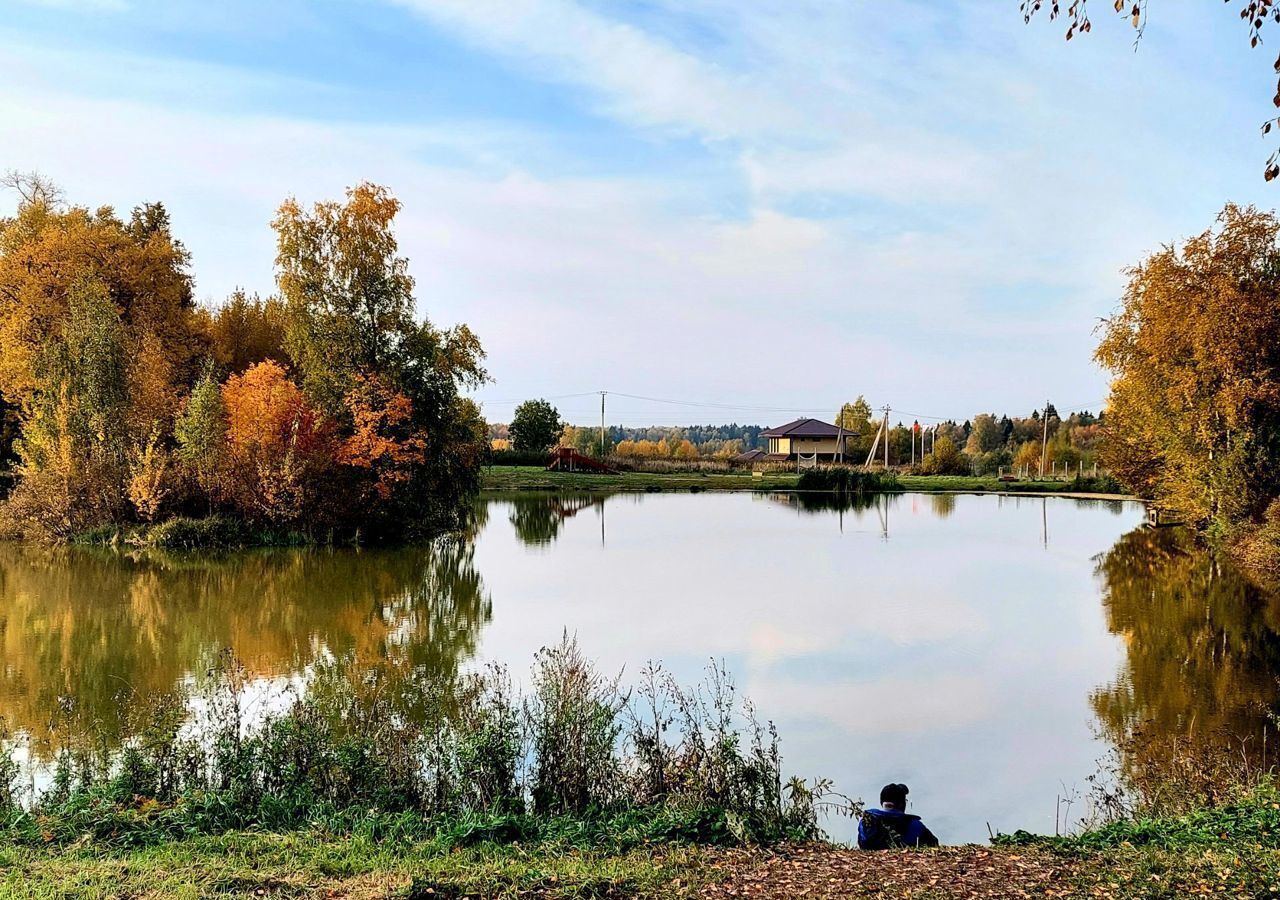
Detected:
[
  {"left": 1092, "top": 526, "right": 1280, "bottom": 803},
  {"left": 0, "top": 534, "right": 491, "bottom": 757},
  {"left": 504, "top": 494, "right": 606, "bottom": 547}
]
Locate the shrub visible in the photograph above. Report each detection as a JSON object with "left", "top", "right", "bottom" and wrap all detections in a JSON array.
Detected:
[
  {"left": 488, "top": 449, "right": 551, "bottom": 467},
  {"left": 919, "top": 437, "right": 971, "bottom": 475},
  {"left": 3, "top": 638, "right": 854, "bottom": 848},
  {"left": 797, "top": 466, "right": 896, "bottom": 494},
  {"left": 144, "top": 515, "right": 248, "bottom": 550},
  {"left": 526, "top": 636, "right": 624, "bottom": 816}
]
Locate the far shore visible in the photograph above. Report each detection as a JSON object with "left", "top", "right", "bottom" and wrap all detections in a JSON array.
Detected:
[{"left": 480, "top": 465, "right": 1137, "bottom": 501}]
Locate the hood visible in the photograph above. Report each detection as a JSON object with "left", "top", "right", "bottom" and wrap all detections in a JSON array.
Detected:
[{"left": 866, "top": 807, "right": 921, "bottom": 822}]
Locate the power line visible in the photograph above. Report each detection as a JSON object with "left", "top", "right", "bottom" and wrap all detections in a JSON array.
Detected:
[
  {"left": 608, "top": 391, "right": 835, "bottom": 413},
  {"left": 477, "top": 387, "right": 1112, "bottom": 423}
]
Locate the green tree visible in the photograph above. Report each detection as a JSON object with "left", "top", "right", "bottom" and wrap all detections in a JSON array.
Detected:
[
  {"left": 273, "top": 182, "right": 417, "bottom": 414},
  {"left": 510, "top": 400, "right": 564, "bottom": 453},
  {"left": 836, "top": 396, "right": 875, "bottom": 456},
  {"left": 920, "top": 436, "right": 970, "bottom": 476},
  {"left": 965, "top": 413, "right": 1004, "bottom": 455},
  {"left": 174, "top": 363, "right": 227, "bottom": 503},
  {"left": 273, "top": 182, "right": 488, "bottom": 537},
  {"left": 9, "top": 278, "right": 131, "bottom": 534}
]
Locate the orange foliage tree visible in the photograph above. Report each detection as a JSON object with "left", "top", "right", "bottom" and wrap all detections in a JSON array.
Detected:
[
  {"left": 339, "top": 374, "right": 428, "bottom": 505},
  {"left": 220, "top": 361, "right": 336, "bottom": 525}
]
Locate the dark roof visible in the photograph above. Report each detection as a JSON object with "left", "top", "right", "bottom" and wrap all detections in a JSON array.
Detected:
[
  {"left": 760, "top": 417, "right": 845, "bottom": 438},
  {"left": 732, "top": 448, "right": 767, "bottom": 463}
]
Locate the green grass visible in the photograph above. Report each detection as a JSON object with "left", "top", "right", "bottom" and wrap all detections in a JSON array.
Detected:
[
  {"left": 0, "top": 830, "right": 720, "bottom": 899},
  {"left": 994, "top": 783, "right": 1280, "bottom": 898},
  {"left": 481, "top": 466, "right": 1127, "bottom": 497},
  {"left": 480, "top": 466, "right": 801, "bottom": 493},
  {"left": 9, "top": 827, "right": 1280, "bottom": 899}
]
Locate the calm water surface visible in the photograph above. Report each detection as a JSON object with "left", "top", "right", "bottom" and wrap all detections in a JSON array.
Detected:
[{"left": 4, "top": 492, "right": 1279, "bottom": 843}]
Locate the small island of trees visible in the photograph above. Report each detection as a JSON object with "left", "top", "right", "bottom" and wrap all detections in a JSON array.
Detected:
[{"left": 0, "top": 174, "right": 487, "bottom": 545}]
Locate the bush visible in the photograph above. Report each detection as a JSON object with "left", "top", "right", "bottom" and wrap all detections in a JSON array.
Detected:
[
  {"left": 797, "top": 466, "right": 896, "bottom": 494},
  {"left": 488, "top": 449, "right": 550, "bottom": 467},
  {"left": 143, "top": 516, "right": 250, "bottom": 550},
  {"left": 1065, "top": 473, "right": 1123, "bottom": 495},
  {"left": 919, "top": 437, "right": 971, "bottom": 475},
  {"left": 3, "top": 638, "right": 856, "bottom": 848}
]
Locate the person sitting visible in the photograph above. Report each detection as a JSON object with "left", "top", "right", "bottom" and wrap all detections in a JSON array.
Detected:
[{"left": 857, "top": 782, "right": 939, "bottom": 849}]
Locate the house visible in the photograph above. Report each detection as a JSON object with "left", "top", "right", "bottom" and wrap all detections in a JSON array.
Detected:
[{"left": 760, "top": 417, "right": 855, "bottom": 462}]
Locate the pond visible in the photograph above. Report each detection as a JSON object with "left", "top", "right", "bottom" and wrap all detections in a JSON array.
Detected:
[{"left": 3, "top": 491, "right": 1279, "bottom": 844}]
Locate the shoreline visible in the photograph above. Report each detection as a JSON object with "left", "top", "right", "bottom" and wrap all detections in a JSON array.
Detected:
[{"left": 480, "top": 465, "right": 1137, "bottom": 501}]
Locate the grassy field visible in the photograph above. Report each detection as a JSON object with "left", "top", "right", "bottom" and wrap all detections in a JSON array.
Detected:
[
  {"left": 481, "top": 465, "right": 1127, "bottom": 497},
  {"left": 6, "top": 830, "right": 1278, "bottom": 898},
  {"left": 0, "top": 831, "right": 716, "bottom": 899}
]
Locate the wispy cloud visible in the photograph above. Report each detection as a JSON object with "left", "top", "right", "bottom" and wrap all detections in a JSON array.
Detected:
[{"left": 0, "top": 1, "right": 1269, "bottom": 419}]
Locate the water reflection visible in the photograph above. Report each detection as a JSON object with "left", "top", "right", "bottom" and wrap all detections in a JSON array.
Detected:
[
  {"left": 505, "top": 494, "right": 606, "bottom": 547},
  {"left": 6, "top": 492, "right": 1280, "bottom": 842},
  {"left": 1092, "top": 526, "right": 1280, "bottom": 776},
  {"left": 0, "top": 537, "right": 490, "bottom": 754}
]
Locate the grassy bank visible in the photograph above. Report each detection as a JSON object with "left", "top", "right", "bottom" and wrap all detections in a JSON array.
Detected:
[
  {"left": 481, "top": 465, "right": 1127, "bottom": 497},
  {"left": 8, "top": 813, "right": 1280, "bottom": 898},
  {"left": 0, "top": 832, "right": 721, "bottom": 899},
  {"left": 0, "top": 637, "right": 845, "bottom": 895}
]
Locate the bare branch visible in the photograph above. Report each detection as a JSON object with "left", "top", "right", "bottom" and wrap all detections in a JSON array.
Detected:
[{"left": 1, "top": 170, "right": 64, "bottom": 207}]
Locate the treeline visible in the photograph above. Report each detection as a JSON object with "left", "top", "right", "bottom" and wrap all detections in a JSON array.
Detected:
[
  {"left": 831, "top": 395, "right": 1101, "bottom": 475},
  {"left": 493, "top": 421, "right": 762, "bottom": 458},
  {"left": 0, "top": 174, "right": 486, "bottom": 542},
  {"left": 493, "top": 393, "right": 1103, "bottom": 470}
]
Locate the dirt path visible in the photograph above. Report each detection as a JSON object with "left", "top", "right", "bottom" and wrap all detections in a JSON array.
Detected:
[{"left": 698, "top": 846, "right": 1082, "bottom": 899}]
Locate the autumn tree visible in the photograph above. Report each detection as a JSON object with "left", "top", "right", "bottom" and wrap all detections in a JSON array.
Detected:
[
  {"left": 200, "top": 290, "right": 289, "bottom": 374},
  {"left": 673, "top": 439, "right": 699, "bottom": 460},
  {"left": 509, "top": 399, "right": 564, "bottom": 453},
  {"left": 0, "top": 173, "right": 205, "bottom": 409},
  {"left": 1013, "top": 439, "right": 1043, "bottom": 475},
  {"left": 0, "top": 177, "right": 488, "bottom": 542},
  {"left": 7, "top": 278, "right": 131, "bottom": 535},
  {"left": 1097, "top": 204, "right": 1280, "bottom": 528},
  {"left": 339, "top": 374, "right": 428, "bottom": 507},
  {"left": 221, "top": 361, "right": 336, "bottom": 525},
  {"left": 273, "top": 183, "right": 488, "bottom": 534}
]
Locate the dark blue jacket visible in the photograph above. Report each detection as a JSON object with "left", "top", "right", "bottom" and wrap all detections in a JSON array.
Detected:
[{"left": 857, "top": 807, "right": 939, "bottom": 849}]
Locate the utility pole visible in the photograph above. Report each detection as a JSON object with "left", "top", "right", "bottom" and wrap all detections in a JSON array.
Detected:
[
  {"left": 835, "top": 410, "right": 844, "bottom": 464},
  {"left": 600, "top": 391, "right": 607, "bottom": 458},
  {"left": 1039, "top": 399, "right": 1049, "bottom": 480},
  {"left": 882, "top": 406, "right": 891, "bottom": 469}
]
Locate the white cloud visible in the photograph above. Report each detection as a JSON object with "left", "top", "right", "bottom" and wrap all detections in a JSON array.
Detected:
[
  {"left": 3, "top": 1, "right": 1265, "bottom": 418},
  {"left": 390, "top": 0, "right": 798, "bottom": 139}
]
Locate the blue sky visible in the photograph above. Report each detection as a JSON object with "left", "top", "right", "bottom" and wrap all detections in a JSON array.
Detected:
[{"left": 1, "top": 1, "right": 1275, "bottom": 426}]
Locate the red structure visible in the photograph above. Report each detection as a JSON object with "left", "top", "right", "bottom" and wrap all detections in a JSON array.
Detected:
[{"left": 546, "top": 447, "right": 618, "bottom": 474}]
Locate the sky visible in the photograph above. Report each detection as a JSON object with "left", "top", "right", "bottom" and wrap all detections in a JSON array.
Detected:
[{"left": 2, "top": 1, "right": 1276, "bottom": 427}]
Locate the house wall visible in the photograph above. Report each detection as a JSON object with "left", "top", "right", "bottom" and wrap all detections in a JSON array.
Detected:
[{"left": 792, "top": 436, "right": 843, "bottom": 455}]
